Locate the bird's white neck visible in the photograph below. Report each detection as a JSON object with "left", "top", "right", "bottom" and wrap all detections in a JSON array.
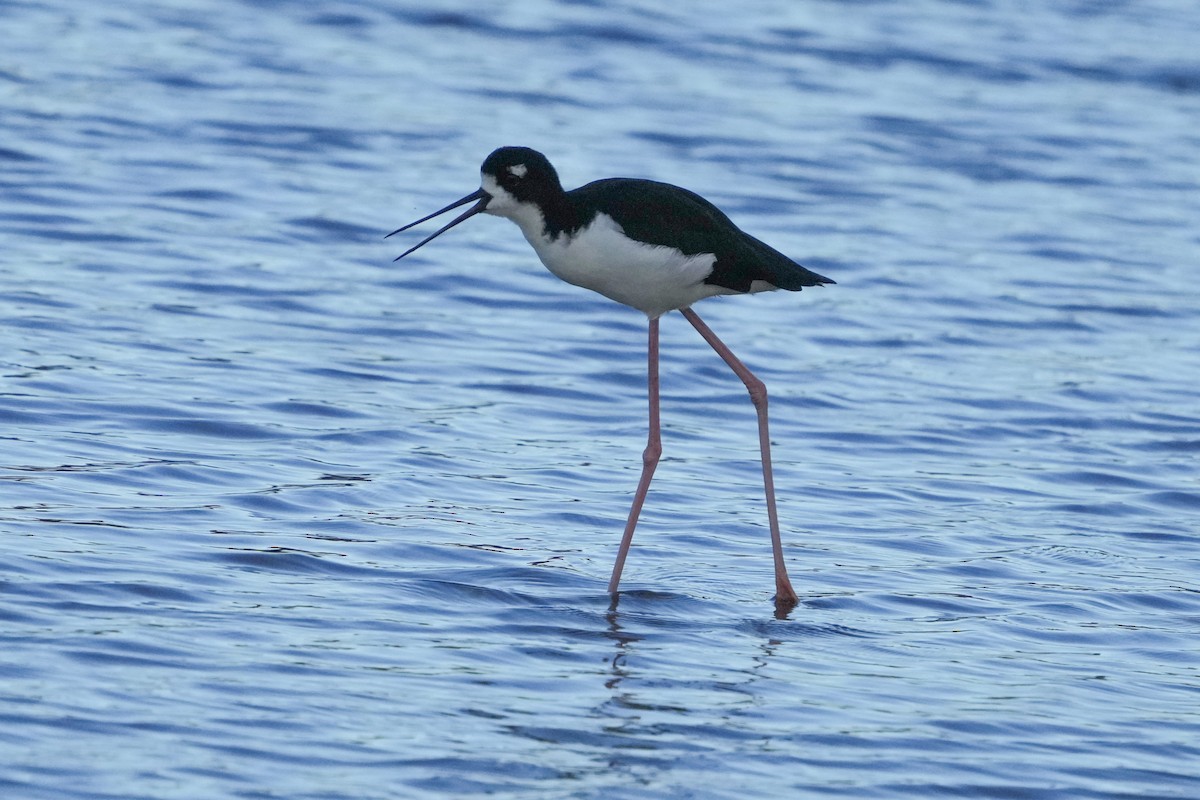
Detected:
[{"left": 481, "top": 174, "right": 557, "bottom": 246}]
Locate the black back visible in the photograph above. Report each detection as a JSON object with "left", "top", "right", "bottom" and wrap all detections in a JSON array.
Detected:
[
  {"left": 479, "top": 147, "right": 834, "bottom": 294},
  {"left": 572, "top": 178, "right": 833, "bottom": 293}
]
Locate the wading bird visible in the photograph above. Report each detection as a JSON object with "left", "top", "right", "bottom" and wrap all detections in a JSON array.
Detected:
[{"left": 388, "top": 147, "right": 833, "bottom": 609}]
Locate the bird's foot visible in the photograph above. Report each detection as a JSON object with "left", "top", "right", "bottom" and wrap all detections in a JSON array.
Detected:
[{"left": 773, "top": 580, "right": 799, "bottom": 618}]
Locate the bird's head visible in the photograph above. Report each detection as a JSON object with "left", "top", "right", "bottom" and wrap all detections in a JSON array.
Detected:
[
  {"left": 478, "top": 146, "right": 562, "bottom": 218},
  {"left": 387, "top": 146, "right": 561, "bottom": 260}
]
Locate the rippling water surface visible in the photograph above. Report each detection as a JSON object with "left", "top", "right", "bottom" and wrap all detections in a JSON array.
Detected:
[{"left": 3, "top": 1, "right": 1200, "bottom": 797}]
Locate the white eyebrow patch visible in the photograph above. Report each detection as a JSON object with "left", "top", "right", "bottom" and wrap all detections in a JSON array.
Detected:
[{"left": 509, "top": 164, "right": 527, "bottom": 178}]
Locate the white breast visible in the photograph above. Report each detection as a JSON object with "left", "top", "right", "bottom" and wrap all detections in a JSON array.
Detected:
[
  {"left": 530, "top": 213, "right": 730, "bottom": 318},
  {"left": 479, "top": 175, "right": 745, "bottom": 318}
]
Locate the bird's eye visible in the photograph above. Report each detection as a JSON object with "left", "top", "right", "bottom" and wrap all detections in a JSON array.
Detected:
[{"left": 507, "top": 164, "right": 528, "bottom": 183}]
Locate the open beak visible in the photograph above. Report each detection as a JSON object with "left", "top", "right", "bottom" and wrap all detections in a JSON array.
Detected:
[{"left": 386, "top": 188, "right": 490, "bottom": 261}]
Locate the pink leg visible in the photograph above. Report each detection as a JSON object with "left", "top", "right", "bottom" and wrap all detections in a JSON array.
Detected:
[
  {"left": 680, "top": 307, "right": 799, "bottom": 608},
  {"left": 608, "top": 317, "right": 662, "bottom": 594}
]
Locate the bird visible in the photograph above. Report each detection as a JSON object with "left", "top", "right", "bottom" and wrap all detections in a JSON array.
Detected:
[{"left": 387, "top": 146, "right": 833, "bottom": 610}]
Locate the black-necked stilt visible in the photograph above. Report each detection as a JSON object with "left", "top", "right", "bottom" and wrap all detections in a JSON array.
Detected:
[{"left": 388, "top": 146, "right": 833, "bottom": 610}]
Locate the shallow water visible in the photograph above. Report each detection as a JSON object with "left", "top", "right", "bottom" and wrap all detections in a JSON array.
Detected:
[{"left": 3, "top": 0, "right": 1200, "bottom": 797}]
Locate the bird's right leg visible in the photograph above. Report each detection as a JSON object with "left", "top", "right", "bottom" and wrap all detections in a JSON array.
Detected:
[
  {"left": 607, "top": 316, "right": 662, "bottom": 594},
  {"left": 680, "top": 307, "right": 798, "bottom": 610}
]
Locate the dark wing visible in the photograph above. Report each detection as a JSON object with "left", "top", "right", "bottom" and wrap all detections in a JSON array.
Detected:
[
  {"left": 574, "top": 178, "right": 834, "bottom": 293},
  {"left": 719, "top": 228, "right": 835, "bottom": 292}
]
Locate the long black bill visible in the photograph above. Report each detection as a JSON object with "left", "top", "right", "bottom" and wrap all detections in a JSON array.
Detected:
[{"left": 386, "top": 188, "right": 490, "bottom": 261}]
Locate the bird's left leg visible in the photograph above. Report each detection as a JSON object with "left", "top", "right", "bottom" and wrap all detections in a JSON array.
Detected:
[{"left": 608, "top": 316, "right": 662, "bottom": 594}]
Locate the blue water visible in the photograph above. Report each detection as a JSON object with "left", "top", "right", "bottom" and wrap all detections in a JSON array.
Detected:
[{"left": 3, "top": 0, "right": 1200, "bottom": 797}]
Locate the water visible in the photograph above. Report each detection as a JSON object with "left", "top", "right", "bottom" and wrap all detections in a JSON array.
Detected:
[{"left": 3, "top": 0, "right": 1200, "bottom": 797}]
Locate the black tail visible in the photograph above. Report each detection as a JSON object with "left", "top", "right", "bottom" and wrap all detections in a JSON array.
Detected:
[{"left": 742, "top": 233, "right": 835, "bottom": 291}]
